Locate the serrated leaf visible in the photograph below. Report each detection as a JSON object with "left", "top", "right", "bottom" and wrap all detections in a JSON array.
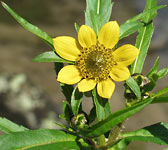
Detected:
[
  {"left": 0, "top": 117, "right": 28, "bottom": 134},
  {"left": 85, "top": 0, "right": 113, "bottom": 35},
  {"left": 126, "top": 77, "right": 141, "bottom": 100},
  {"left": 0, "top": 129, "right": 92, "bottom": 150},
  {"left": 71, "top": 86, "right": 83, "bottom": 116},
  {"left": 92, "top": 88, "right": 111, "bottom": 121},
  {"left": 1, "top": 2, "right": 53, "bottom": 48},
  {"left": 120, "top": 21, "right": 143, "bottom": 40},
  {"left": 131, "top": 0, "right": 157, "bottom": 74},
  {"left": 147, "top": 57, "right": 159, "bottom": 78},
  {"left": 82, "top": 98, "right": 153, "bottom": 138},
  {"left": 32, "top": 51, "right": 74, "bottom": 64},
  {"left": 122, "top": 122, "right": 168, "bottom": 145}
]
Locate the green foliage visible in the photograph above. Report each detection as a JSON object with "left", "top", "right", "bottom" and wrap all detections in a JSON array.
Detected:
[
  {"left": 1, "top": 0, "right": 168, "bottom": 150},
  {"left": 74, "top": 22, "right": 80, "bottom": 32},
  {"left": 1, "top": 2, "right": 53, "bottom": 48},
  {"left": 0, "top": 129, "right": 92, "bottom": 150},
  {"left": 82, "top": 98, "right": 153, "bottom": 138},
  {"left": 122, "top": 122, "right": 168, "bottom": 145},
  {"left": 126, "top": 77, "right": 141, "bottom": 100},
  {"left": 71, "top": 86, "right": 83, "bottom": 116},
  {"left": 120, "top": 21, "right": 143, "bottom": 40},
  {"left": 85, "top": 0, "right": 113, "bottom": 35},
  {"left": 119, "top": 5, "right": 165, "bottom": 40},
  {"left": 32, "top": 51, "right": 74, "bottom": 64},
  {"left": 131, "top": 0, "right": 158, "bottom": 74},
  {"left": 92, "top": 88, "right": 112, "bottom": 121},
  {"left": 0, "top": 117, "right": 28, "bottom": 134}
]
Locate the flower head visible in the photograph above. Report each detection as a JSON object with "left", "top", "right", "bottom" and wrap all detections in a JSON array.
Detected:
[{"left": 53, "top": 21, "right": 139, "bottom": 99}]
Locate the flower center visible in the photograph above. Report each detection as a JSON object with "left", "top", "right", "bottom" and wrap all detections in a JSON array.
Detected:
[{"left": 76, "top": 42, "right": 116, "bottom": 81}]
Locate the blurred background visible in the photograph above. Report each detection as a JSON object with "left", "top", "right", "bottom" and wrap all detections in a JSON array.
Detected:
[{"left": 0, "top": 0, "right": 168, "bottom": 149}]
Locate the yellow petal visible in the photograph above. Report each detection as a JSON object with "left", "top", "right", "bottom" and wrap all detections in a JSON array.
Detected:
[
  {"left": 113, "top": 44, "right": 139, "bottom": 66},
  {"left": 78, "top": 25, "right": 97, "bottom": 48},
  {"left": 53, "top": 36, "right": 81, "bottom": 61},
  {"left": 110, "top": 65, "right": 130, "bottom": 81},
  {"left": 78, "top": 79, "right": 96, "bottom": 92},
  {"left": 57, "top": 65, "right": 82, "bottom": 84},
  {"left": 98, "top": 21, "right": 120, "bottom": 49},
  {"left": 97, "top": 79, "right": 115, "bottom": 99}
]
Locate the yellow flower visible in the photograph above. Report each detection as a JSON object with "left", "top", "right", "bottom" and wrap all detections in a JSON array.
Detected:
[{"left": 53, "top": 21, "right": 139, "bottom": 99}]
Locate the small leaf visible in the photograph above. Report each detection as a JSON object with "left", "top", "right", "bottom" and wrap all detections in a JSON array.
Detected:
[
  {"left": 88, "top": 106, "right": 96, "bottom": 123},
  {"left": 122, "top": 122, "right": 168, "bottom": 145},
  {"left": 85, "top": 0, "right": 113, "bottom": 35},
  {"left": 147, "top": 57, "right": 159, "bottom": 78},
  {"left": 71, "top": 86, "right": 83, "bottom": 116},
  {"left": 32, "top": 51, "right": 74, "bottom": 64},
  {"left": 0, "top": 129, "right": 92, "bottom": 150},
  {"left": 1, "top": 2, "right": 53, "bottom": 48},
  {"left": 157, "top": 68, "right": 168, "bottom": 79},
  {"left": 109, "top": 139, "right": 130, "bottom": 150},
  {"left": 60, "top": 101, "right": 73, "bottom": 124},
  {"left": 126, "top": 77, "right": 141, "bottom": 100},
  {"left": 92, "top": 88, "right": 111, "bottom": 121},
  {"left": 120, "top": 21, "right": 143, "bottom": 40},
  {"left": 74, "top": 22, "right": 80, "bottom": 33},
  {"left": 130, "top": 0, "right": 158, "bottom": 74},
  {"left": 126, "top": 5, "right": 165, "bottom": 23},
  {"left": 0, "top": 117, "right": 28, "bottom": 134},
  {"left": 82, "top": 98, "right": 153, "bottom": 138}
]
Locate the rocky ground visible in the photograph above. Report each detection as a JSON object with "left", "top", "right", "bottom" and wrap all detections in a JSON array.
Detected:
[{"left": 0, "top": 0, "right": 168, "bottom": 149}]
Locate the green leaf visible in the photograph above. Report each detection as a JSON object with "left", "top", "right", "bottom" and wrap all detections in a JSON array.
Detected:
[
  {"left": 92, "top": 88, "right": 111, "bottom": 121},
  {"left": 153, "top": 86, "right": 168, "bottom": 97},
  {"left": 0, "top": 129, "right": 92, "bottom": 150},
  {"left": 59, "top": 101, "right": 73, "bottom": 124},
  {"left": 85, "top": 0, "right": 113, "bottom": 34},
  {"left": 32, "top": 51, "right": 74, "bottom": 64},
  {"left": 157, "top": 68, "right": 168, "bottom": 80},
  {"left": 1, "top": 2, "right": 53, "bottom": 48},
  {"left": 122, "top": 122, "right": 168, "bottom": 145},
  {"left": 120, "top": 21, "right": 143, "bottom": 40},
  {"left": 82, "top": 98, "right": 153, "bottom": 138},
  {"left": 71, "top": 86, "right": 83, "bottom": 116},
  {"left": 0, "top": 117, "right": 28, "bottom": 134},
  {"left": 147, "top": 57, "right": 159, "bottom": 78},
  {"left": 126, "top": 5, "right": 165, "bottom": 23},
  {"left": 109, "top": 139, "right": 130, "bottom": 150},
  {"left": 130, "top": 0, "right": 157, "bottom": 74},
  {"left": 126, "top": 77, "right": 141, "bottom": 100},
  {"left": 74, "top": 22, "right": 80, "bottom": 33},
  {"left": 152, "top": 96, "right": 168, "bottom": 104}
]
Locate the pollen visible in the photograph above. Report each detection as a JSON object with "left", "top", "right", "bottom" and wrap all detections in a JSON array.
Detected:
[{"left": 76, "top": 42, "right": 116, "bottom": 81}]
